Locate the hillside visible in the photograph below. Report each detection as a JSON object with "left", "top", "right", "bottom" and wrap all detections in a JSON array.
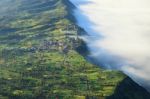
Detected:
[{"left": 0, "top": 0, "right": 149, "bottom": 99}]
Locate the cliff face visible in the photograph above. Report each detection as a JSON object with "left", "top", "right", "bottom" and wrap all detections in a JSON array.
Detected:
[{"left": 0, "top": 0, "right": 149, "bottom": 99}]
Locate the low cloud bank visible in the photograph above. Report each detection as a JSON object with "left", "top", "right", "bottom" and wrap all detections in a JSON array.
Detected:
[{"left": 69, "top": 0, "right": 150, "bottom": 91}]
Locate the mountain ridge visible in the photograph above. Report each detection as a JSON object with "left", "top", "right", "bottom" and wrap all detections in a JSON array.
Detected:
[
  {"left": 65, "top": 0, "right": 150, "bottom": 99},
  {"left": 0, "top": 0, "right": 149, "bottom": 98}
]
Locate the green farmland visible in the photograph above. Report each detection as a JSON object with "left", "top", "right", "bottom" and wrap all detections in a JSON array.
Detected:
[{"left": 0, "top": 0, "right": 150, "bottom": 99}]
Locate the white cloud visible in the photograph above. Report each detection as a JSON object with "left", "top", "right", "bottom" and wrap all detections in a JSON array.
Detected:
[{"left": 70, "top": 0, "right": 150, "bottom": 91}]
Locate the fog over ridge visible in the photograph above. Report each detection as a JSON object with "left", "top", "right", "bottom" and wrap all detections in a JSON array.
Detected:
[{"left": 69, "top": 0, "right": 150, "bottom": 91}]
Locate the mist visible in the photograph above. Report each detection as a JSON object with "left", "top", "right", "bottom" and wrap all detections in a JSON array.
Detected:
[{"left": 69, "top": 0, "right": 150, "bottom": 91}]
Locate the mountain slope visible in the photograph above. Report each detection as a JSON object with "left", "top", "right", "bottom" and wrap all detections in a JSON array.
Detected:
[
  {"left": 65, "top": 0, "right": 150, "bottom": 99},
  {"left": 106, "top": 77, "right": 150, "bottom": 99},
  {"left": 0, "top": 0, "right": 149, "bottom": 99}
]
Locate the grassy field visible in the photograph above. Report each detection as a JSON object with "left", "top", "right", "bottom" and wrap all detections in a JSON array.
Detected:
[{"left": 0, "top": 0, "right": 149, "bottom": 99}]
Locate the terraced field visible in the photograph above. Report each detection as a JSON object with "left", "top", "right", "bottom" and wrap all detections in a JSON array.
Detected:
[{"left": 0, "top": 0, "right": 150, "bottom": 99}]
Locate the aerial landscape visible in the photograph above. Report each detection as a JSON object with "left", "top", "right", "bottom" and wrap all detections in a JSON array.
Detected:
[{"left": 0, "top": 0, "right": 150, "bottom": 99}]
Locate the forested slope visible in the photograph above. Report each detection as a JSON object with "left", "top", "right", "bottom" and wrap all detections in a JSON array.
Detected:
[{"left": 0, "top": 0, "right": 149, "bottom": 99}]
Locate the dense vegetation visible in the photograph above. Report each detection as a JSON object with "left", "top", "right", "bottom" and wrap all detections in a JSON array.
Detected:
[{"left": 0, "top": 0, "right": 150, "bottom": 99}]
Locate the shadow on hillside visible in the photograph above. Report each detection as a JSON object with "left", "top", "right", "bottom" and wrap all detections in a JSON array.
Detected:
[{"left": 106, "top": 77, "right": 150, "bottom": 99}]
